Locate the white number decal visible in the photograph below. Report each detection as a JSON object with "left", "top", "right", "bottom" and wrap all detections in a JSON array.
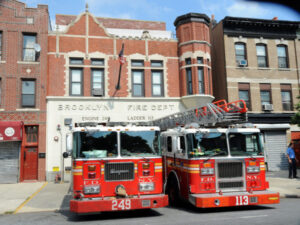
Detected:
[
  {"left": 235, "top": 196, "right": 249, "bottom": 206},
  {"left": 112, "top": 199, "right": 131, "bottom": 210}
]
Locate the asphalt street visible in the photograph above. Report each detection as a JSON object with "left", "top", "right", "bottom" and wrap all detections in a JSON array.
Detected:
[{"left": 0, "top": 198, "right": 299, "bottom": 225}]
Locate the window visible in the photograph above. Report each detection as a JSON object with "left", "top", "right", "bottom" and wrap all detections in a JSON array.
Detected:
[
  {"left": 152, "top": 71, "right": 164, "bottom": 97},
  {"left": 238, "top": 83, "right": 251, "bottom": 110},
  {"left": 70, "top": 58, "right": 83, "bottom": 65},
  {"left": 0, "top": 32, "right": 2, "bottom": 60},
  {"left": 277, "top": 45, "right": 288, "bottom": 68},
  {"left": 23, "top": 34, "right": 37, "bottom": 61},
  {"left": 91, "top": 69, "right": 104, "bottom": 96},
  {"left": 185, "top": 58, "right": 191, "bottom": 65},
  {"left": 131, "top": 60, "right": 144, "bottom": 67},
  {"left": 256, "top": 44, "right": 268, "bottom": 67},
  {"left": 197, "top": 57, "right": 203, "bottom": 64},
  {"left": 179, "top": 136, "right": 186, "bottom": 154},
  {"left": 25, "top": 125, "right": 38, "bottom": 144},
  {"left": 70, "top": 69, "right": 83, "bottom": 96},
  {"left": 186, "top": 68, "right": 193, "bottom": 95},
  {"left": 91, "top": 58, "right": 104, "bottom": 66},
  {"left": 22, "top": 80, "right": 35, "bottom": 107},
  {"left": 260, "top": 83, "right": 271, "bottom": 109},
  {"left": 167, "top": 136, "right": 172, "bottom": 152},
  {"left": 132, "top": 70, "right": 144, "bottom": 97},
  {"left": 207, "top": 68, "right": 211, "bottom": 94},
  {"left": 151, "top": 60, "right": 163, "bottom": 67},
  {"left": 281, "top": 84, "right": 292, "bottom": 111},
  {"left": 198, "top": 67, "right": 204, "bottom": 94},
  {"left": 235, "top": 43, "right": 246, "bottom": 65}
]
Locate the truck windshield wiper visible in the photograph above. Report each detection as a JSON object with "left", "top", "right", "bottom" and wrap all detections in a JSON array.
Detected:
[{"left": 204, "top": 151, "right": 226, "bottom": 162}]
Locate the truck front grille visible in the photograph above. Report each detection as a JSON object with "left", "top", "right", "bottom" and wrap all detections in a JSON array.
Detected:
[
  {"left": 218, "top": 162, "right": 243, "bottom": 178},
  {"left": 105, "top": 162, "right": 134, "bottom": 181},
  {"left": 217, "top": 161, "right": 244, "bottom": 191}
]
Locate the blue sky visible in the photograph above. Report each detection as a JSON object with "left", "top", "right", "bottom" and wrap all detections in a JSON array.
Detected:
[{"left": 22, "top": 0, "right": 300, "bottom": 33}]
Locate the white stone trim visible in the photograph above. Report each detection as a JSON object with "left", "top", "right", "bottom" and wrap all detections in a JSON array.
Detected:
[
  {"left": 179, "top": 51, "right": 211, "bottom": 62},
  {"left": 227, "top": 77, "right": 298, "bottom": 84}
]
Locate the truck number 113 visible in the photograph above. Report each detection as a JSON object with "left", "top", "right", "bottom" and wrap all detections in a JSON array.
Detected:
[{"left": 235, "top": 196, "right": 249, "bottom": 206}]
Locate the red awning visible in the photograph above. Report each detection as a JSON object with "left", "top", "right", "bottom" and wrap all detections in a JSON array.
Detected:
[{"left": 0, "top": 121, "right": 23, "bottom": 142}]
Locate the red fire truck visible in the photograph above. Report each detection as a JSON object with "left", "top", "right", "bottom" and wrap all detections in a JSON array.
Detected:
[
  {"left": 67, "top": 123, "right": 168, "bottom": 213},
  {"left": 155, "top": 100, "right": 280, "bottom": 208}
]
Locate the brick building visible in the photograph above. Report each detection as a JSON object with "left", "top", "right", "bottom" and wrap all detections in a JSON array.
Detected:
[
  {"left": 211, "top": 16, "right": 300, "bottom": 171},
  {"left": 46, "top": 10, "right": 213, "bottom": 181},
  {"left": 0, "top": 0, "right": 49, "bottom": 183}
]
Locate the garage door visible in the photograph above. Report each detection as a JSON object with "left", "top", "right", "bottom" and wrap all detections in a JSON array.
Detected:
[
  {"left": 0, "top": 142, "right": 20, "bottom": 183},
  {"left": 264, "top": 131, "right": 288, "bottom": 171}
]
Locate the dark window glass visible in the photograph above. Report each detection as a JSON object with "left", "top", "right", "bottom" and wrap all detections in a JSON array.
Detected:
[
  {"left": 167, "top": 137, "right": 172, "bottom": 152},
  {"left": 23, "top": 34, "right": 36, "bottom": 61},
  {"left": 25, "top": 126, "right": 38, "bottom": 144},
  {"left": 131, "top": 60, "right": 144, "bottom": 67},
  {"left": 91, "top": 58, "right": 104, "bottom": 65},
  {"left": 197, "top": 57, "right": 203, "bottom": 64},
  {"left": 235, "top": 43, "right": 246, "bottom": 65},
  {"left": 260, "top": 90, "right": 271, "bottom": 105},
  {"left": 185, "top": 58, "right": 191, "bottom": 65},
  {"left": 132, "top": 70, "right": 144, "bottom": 97},
  {"left": 70, "top": 58, "right": 83, "bottom": 65},
  {"left": 22, "top": 80, "right": 35, "bottom": 107},
  {"left": 277, "top": 45, "right": 288, "bottom": 68},
  {"left": 0, "top": 32, "right": 2, "bottom": 61},
  {"left": 152, "top": 71, "right": 163, "bottom": 96},
  {"left": 198, "top": 67, "right": 204, "bottom": 94},
  {"left": 0, "top": 78, "right": 2, "bottom": 105},
  {"left": 281, "top": 91, "right": 292, "bottom": 111},
  {"left": 239, "top": 90, "right": 251, "bottom": 110},
  {"left": 186, "top": 68, "right": 193, "bottom": 95},
  {"left": 70, "top": 69, "right": 83, "bottom": 96},
  {"left": 151, "top": 60, "right": 163, "bottom": 67},
  {"left": 256, "top": 44, "right": 268, "bottom": 67}
]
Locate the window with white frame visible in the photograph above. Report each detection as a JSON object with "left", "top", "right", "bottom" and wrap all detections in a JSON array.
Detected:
[
  {"left": 277, "top": 45, "right": 289, "bottom": 68},
  {"left": 198, "top": 67, "right": 204, "bottom": 94},
  {"left": 70, "top": 69, "right": 83, "bottom": 96},
  {"left": 151, "top": 70, "right": 164, "bottom": 97},
  {"left": 91, "top": 69, "right": 104, "bottom": 96},
  {"left": 23, "top": 34, "right": 37, "bottom": 61},
  {"left": 256, "top": 44, "right": 268, "bottom": 67},
  {"left": 132, "top": 70, "right": 144, "bottom": 97}
]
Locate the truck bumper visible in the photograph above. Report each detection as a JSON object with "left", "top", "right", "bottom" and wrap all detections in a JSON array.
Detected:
[
  {"left": 70, "top": 194, "right": 168, "bottom": 213},
  {"left": 189, "top": 190, "right": 279, "bottom": 208}
]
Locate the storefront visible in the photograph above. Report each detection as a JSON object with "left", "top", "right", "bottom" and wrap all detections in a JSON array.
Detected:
[{"left": 0, "top": 121, "right": 23, "bottom": 183}]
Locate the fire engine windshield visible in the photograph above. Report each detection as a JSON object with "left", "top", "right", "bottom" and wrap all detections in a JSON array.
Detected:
[
  {"left": 187, "top": 132, "right": 228, "bottom": 158},
  {"left": 229, "top": 132, "right": 263, "bottom": 156},
  {"left": 73, "top": 131, "right": 118, "bottom": 158},
  {"left": 120, "top": 131, "right": 160, "bottom": 157}
]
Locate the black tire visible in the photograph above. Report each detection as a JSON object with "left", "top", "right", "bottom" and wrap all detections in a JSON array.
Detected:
[{"left": 167, "top": 179, "right": 180, "bottom": 206}]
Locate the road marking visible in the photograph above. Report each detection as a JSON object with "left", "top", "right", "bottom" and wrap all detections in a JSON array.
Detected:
[
  {"left": 240, "top": 215, "right": 268, "bottom": 219},
  {"left": 13, "top": 182, "right": 48, "bottom": 214}
]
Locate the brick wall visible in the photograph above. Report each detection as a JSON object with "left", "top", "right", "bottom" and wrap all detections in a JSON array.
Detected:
[{"left": 0, "top": 0, "right": 49, "bottom": 181}]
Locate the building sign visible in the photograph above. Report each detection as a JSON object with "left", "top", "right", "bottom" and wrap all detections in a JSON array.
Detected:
[{"left": 0, "top": 121, "right": 23, "bottom": 141}]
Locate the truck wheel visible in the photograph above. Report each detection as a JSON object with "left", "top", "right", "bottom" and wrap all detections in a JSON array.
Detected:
[{"left": 168, "top": 180, "right": 180, "bottom": 206}]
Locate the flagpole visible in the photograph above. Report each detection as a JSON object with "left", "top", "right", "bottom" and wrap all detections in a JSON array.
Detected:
[{"left": 116, "top": 43, "right": 124, "bottom": 90}]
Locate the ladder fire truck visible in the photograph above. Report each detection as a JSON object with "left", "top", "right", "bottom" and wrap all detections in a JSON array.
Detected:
[
  {"left": 67, "top": 124, "right": 168, "bottom": 213},
  {"left": 150, "top": 99, "right": 280, "bottom": 208}
]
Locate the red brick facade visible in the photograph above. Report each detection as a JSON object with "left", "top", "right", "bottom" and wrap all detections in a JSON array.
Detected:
[{"left": 0, "top": 0, "right": 49, "bottom": 182}]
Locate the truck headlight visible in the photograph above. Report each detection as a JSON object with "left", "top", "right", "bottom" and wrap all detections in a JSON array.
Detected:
[
  {"left": 84, "top": 185, "right": 100, "bottom": 194},
  {"left": 201, "top": 168, "right": 214, "bottom": 175},
  {"left": 139, "top": 183, "right": 154, "bottom": 191},
  {"left": 247, "top": 166, "right": 260, "bottom": 173}
]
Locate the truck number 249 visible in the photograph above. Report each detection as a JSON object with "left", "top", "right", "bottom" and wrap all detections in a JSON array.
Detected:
[
  {"left": 112, "top": 199, "right": 131, "bottom": 210},
  {"left": 235, "top": 196, "right": 249, "bottom": 206}
]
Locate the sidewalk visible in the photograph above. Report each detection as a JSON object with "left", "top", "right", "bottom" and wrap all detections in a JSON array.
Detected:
[{"left": 0, "top": 170, "right": 299, "bottom": 214}]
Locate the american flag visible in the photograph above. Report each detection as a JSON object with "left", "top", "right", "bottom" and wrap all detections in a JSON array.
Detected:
[{"left": 118, "top": 43, "right": 125, "bottom": 65}]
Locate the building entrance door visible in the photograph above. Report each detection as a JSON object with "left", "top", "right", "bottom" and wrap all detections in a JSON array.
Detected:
[{"left": 23, "top": 147, "right": 38, "bottom": 180}]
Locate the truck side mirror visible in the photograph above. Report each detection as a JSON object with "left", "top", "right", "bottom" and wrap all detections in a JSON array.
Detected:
[
  {"left": 66, "top": 133, "right": 73, "bottom": 152},
  {"left": 63, "top": 152, "right": 69, "bottom": 158}
]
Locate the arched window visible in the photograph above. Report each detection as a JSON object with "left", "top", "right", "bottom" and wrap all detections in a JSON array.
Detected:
[
  {"left": 235, "top": 42, "right": 247, "bottom": 66},
  {"left": 256, "top": 44, "right": 268, "bottom": 67},
  {"left": 277, "top": 45, "right": 289, "bottom": 68}
]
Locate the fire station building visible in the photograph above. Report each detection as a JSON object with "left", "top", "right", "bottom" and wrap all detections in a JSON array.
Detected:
[{"left": 46, "top": 10, "right": 214, "bottom": 180}]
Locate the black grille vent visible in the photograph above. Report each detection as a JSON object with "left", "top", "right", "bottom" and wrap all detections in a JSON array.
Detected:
[
  {"left": 105, "top": 162, "right": 134, "bottom": 181},
  {"left": 218, "top": 162, "right": 243, "bottom": 178},
  {"left": 219, "top": 181, "right": 243, "bottom": 189}
]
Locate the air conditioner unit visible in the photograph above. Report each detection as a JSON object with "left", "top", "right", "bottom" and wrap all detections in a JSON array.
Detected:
[
  {"left": 262, "top": 104, "right": 273, "bottom": 111},
  {"left": 92, "top": 88, "right": 104, "bottom": 96},
  {"left": 238, "top": 59, "right": 247, "bottom": 67}
]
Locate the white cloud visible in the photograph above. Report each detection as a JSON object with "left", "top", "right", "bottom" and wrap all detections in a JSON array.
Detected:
[{"left": 226, "top": 1, "right": 270, "bottom": 18}]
